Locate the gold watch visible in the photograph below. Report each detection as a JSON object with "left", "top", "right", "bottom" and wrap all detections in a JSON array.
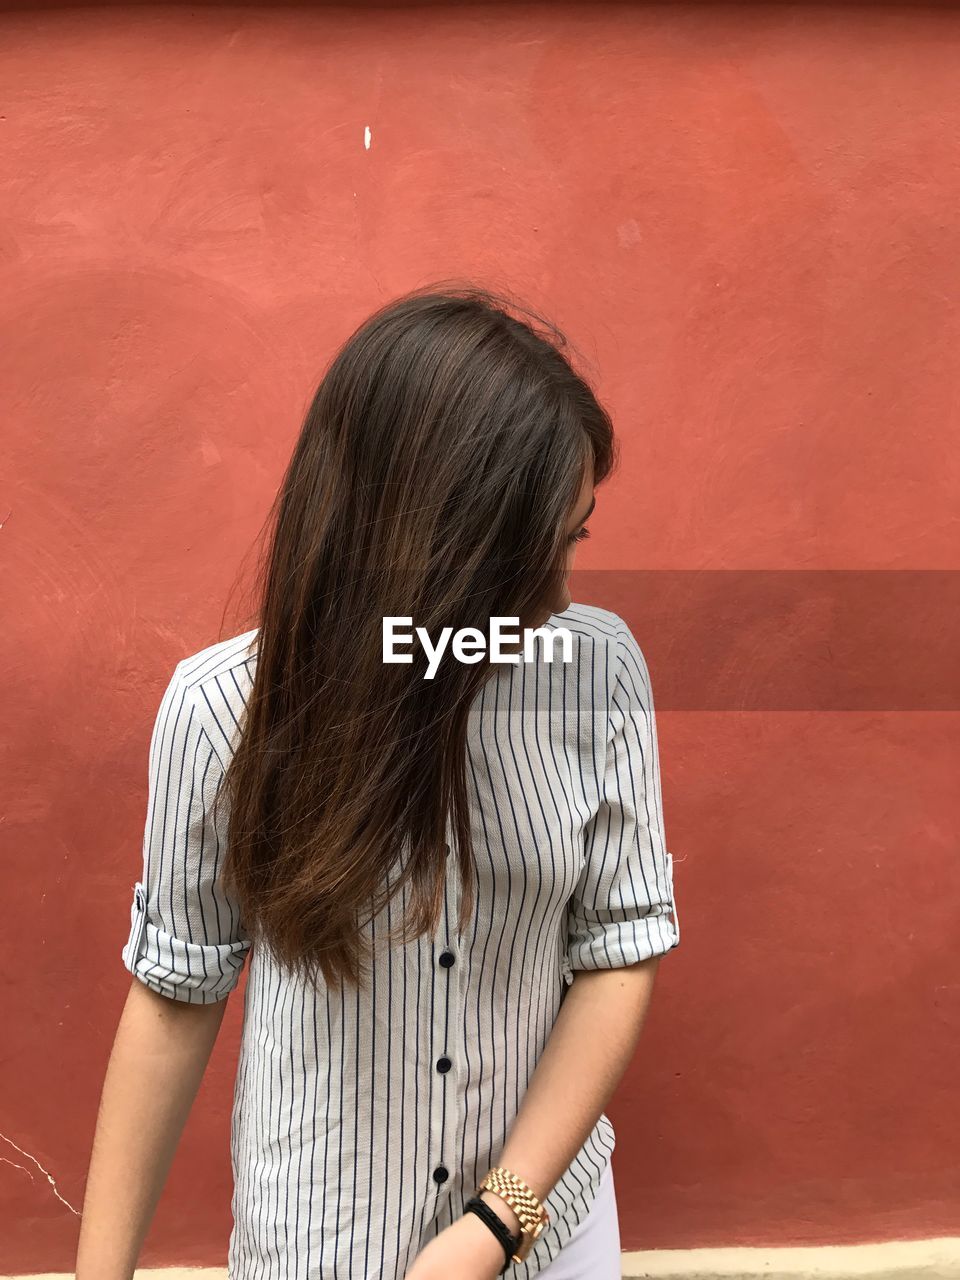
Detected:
[{"left": 477, "top": 1166, "right": 550, "bottom": 1262}]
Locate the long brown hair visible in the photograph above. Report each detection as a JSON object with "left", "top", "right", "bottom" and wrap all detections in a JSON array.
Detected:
[{"left": 219, "top": 282, "right": 617, "bottom": 991}]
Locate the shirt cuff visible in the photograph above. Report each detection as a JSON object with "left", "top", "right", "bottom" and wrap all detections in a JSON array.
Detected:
[{"left": 121, "top": 881, "right": 251, "bottom": 1004}]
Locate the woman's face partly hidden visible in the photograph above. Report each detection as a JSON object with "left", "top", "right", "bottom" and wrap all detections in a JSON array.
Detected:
[{"left": 552, "top": 462, "right": 596, "bottom": 617}]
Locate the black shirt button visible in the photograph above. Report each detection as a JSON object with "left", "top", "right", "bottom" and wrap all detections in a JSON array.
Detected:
[
  {"left": 432, "top": 1164, "right": 449, "bottom": 1184},
  {"left": 436, "top": 1055, "right": 452, "bottom": 1073},
  {"left": 439, "top": 950, "right": 455, "bottom": 968}
]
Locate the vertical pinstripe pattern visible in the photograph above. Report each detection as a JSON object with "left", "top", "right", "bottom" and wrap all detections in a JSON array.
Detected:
[{"left": 121, "top": 603, "right": 681, "bottom": 1279}]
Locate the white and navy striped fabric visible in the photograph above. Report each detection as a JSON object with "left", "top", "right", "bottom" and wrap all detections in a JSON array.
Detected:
[{"left": 122, "top": 602, "right": 681, "bottom": 1280}]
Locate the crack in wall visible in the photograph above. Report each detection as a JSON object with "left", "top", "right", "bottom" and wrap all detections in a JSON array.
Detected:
[{"left": 0, "top": 1131, "right": 80, "bottom": 1216}]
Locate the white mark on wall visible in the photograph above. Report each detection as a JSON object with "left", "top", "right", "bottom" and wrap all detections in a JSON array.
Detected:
[
  {"left": 0, "top": 1131, "right": 80, "bottom": 1215},
  {"left": 199, "top": 436, "right": 222, "bottom": 468},
  {"left": 616, "top": 219, "right": 642, "bottom": 248},
  {"left": 364, "top": 125, "right": 372, "bottom": 150}
]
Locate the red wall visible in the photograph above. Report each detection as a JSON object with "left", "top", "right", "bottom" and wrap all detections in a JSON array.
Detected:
[{"left": 1, "top": 3, "right": 958, "bottom": 1271}]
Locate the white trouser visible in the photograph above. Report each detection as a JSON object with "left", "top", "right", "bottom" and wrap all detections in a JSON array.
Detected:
[{"left": 537, "top": 1159, "right": 621, "bottom": 1279}]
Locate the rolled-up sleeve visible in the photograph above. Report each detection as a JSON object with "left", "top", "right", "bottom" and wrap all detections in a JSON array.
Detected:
[
  {"left": 566, "top": 617, "right": 681, "bottom": 972},
  {"left": 122, "top": 660, "right": 252, "bottom": 1003}
]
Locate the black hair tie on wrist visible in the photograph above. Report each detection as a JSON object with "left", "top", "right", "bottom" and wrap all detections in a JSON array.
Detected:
[{"left": 463, "top": 1195, "right": 522, "bottom": 1274}]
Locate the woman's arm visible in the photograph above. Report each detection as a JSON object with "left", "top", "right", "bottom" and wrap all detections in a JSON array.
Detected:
[
  {"left": 472, "top": 619, "right": 680, "bottom": 1243},
  {"left": 478, "top": 957, "right": 661, "bottom": 1234},
  {"left": 75, "top": 977, "right": 229, "bottom": 1280},
  {"left": 403, "top": 958, "right": 663, "bottom": 1279}
]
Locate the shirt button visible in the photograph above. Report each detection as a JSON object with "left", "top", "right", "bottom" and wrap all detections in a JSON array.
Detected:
[
  {"left": 436, "top": 1055, "right": 452, "bottom": 1073},
  {"left": 432, "top": 1164, "right": 449, "bottom": 1184},
  {"left": 439, "top": 950, "right": 455, "bottom": 968}
]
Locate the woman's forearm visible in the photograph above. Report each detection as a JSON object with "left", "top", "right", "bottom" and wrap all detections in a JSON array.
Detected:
[
  {"left": 76, "top": 977, "right": 228, "bottom": 1280},
  {"left": 479, "top": 957, "right": 662, "bottom": 1233}
]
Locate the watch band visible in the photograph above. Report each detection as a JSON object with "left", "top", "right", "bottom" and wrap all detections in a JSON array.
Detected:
[
  {"left": 463, "top": 1195, "right": 521, "bottom": 1274},
  {"left": 478, "top": 1166, "right": 549, "bottom": 1261}
]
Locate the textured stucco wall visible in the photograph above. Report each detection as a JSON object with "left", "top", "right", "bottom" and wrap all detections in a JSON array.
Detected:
[{"left": 1, "top": 2, "right": 957, "bottom": 1273}]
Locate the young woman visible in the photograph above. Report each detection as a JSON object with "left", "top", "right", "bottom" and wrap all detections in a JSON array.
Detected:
[{"left": 76, "top": 284, "right": 681, "bottom": 1280}]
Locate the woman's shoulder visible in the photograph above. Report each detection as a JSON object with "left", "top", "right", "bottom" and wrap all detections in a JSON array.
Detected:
[
  {"left": 166, "top": 626, "right": 260, "bottom": 754},
  {"left": 547, "top": 602, "right": 651, "bottom": 691},
  {"left": 547, "top": 601, "right": 632, "bottom": 646},
  {"left": 176, "top": 626, "right": 259, "bottom": 689}
]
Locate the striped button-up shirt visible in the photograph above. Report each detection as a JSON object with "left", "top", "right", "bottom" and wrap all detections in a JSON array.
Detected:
[{"left": 121, "top": 603, "right": 681, "bottom": 1279}]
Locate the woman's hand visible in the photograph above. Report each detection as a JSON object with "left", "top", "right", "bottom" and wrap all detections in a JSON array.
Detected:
[{"left": 403, "top": 1211, "right": 509, "bottom": 1279}]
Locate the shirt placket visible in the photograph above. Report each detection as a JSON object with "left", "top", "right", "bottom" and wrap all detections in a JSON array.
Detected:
[{"left": 427, "top": 831, "right": 465, "bottom": 1201}]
